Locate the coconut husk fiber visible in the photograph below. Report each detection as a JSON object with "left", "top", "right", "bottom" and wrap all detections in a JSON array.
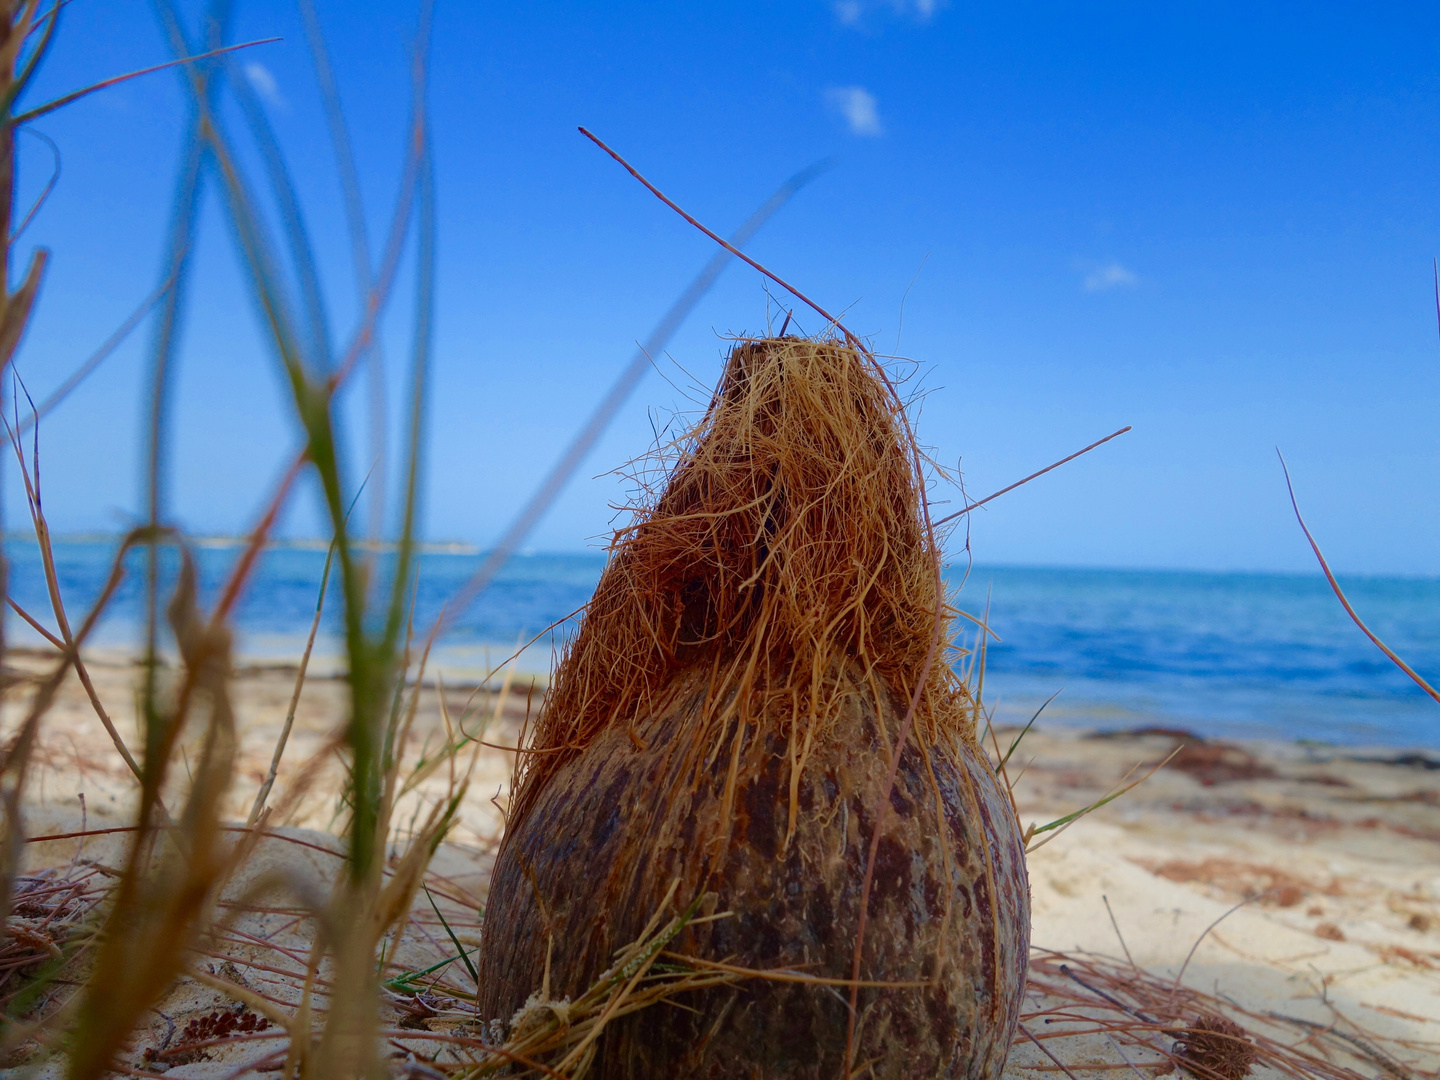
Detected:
[{"left": 478, "top": 336, "right": 1030, "bottom": 1078}]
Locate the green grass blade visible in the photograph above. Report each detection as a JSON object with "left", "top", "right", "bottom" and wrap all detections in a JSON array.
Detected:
[
  {"left": 384, "top": 950, "right": 467, "bottom": 993},
  {"left": 423, "top": 884, "right": 478, "bottom": 986},
  {"left": 142, "top": 1, "right": 231, "bottom": 746},
  {"left": 1025, "top": 744, "right": 1184, "bottom": 851},
  {"left": 381, "top": 131, "right": 434, "bottom": 661},
  {"left": 998, "top": 689, "right": 1060, "bottom": 772},
  {"left": 227, "top": 57, "right": 333, "bottom": 372}
]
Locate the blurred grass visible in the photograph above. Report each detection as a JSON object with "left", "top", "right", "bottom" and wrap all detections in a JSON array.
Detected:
[
  {"left": 0, "top": 3, "right": 776, "bottom": 1075},
  {"left": 0, "top": 0, "right": 465, "bottom": 1074}
]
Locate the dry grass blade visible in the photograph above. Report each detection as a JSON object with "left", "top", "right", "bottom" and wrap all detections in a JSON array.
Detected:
[
  {"left": 63, "top": 550, "right": 246, "bottom": 1079},
  {"left": 0, "top": 247, "right": 45, "bottom": 371},
  {"left": 932, "top": 426, "right": 1133, "bottom": 527},
  {"left": 1020, "top": 1023, "right": 1085, "bottom": 1080},
  {"left": 15, "top": 268, "right": 179, "bottom": 436},
  {"left": 0, "top": 525, "right": 158, "bottom": 956},
  {"left": 572, "top": 132, "right": 984, "bottom": 1076},
  {"left": 4, "top": 405, "right": 143, "bottom": 778},
  {"left": 11, "top": 37, "right": 280, "bottom": 125},
  {"left": 578, "top": 128, "right": 847, "bottom": 338},
  {"left": 1102, "top": 895, "right": 1136, "bottom": 970},
  {"left": 10, "top": 125, "right": 57, "bottom": 241},
  {"left": 1277, "top": 451, "right": 1440, "bottom": 704},
  {"left": 399, "top": 658, "right": 511, "bottom": 801},
  {"left": 247, "top": 540, "right": 336, "bottom": 826},
  {"left": 442, "top": 158, "right": 829, "bottom": 625},
  {"left": 1169, "top": 891, "right": 1271, "bottom": 993},
  {"left": 469, "top": 887, "right": 744, "bottom": 1077},
  {"left": 6, "top": 593, "right": 61, "bottom": 648}
]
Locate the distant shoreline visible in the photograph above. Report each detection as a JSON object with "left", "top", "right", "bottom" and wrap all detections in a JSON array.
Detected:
[
  {"left": 1, "top": 531, "right": 483, "bottom": 556},
  {"left": 8, "top": 534, "right": 1440, "bottom": 579}
]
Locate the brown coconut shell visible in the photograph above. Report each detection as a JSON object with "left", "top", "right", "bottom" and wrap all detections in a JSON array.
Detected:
[{"left": 478, "top": 337, "right": 1030, "bottom": 1078}]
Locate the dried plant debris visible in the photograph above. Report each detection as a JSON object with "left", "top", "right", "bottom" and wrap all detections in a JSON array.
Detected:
[
  {"left": 1165, "top": 741, "right": 1278, "bottom": 787},
  {"left": 1081, "top": 729, "right": 1279, "bottom": 786},
  {"left": 142, "top": 1004, "right": 272, "bottom": 1067},
  {"left": 0, "top": 867, "right": 107, "bottom": 996},
  {"left": 1140, "top": 857, "right": 1331, "bottom": 908},
  {"left": 1020, "top": 949, "right": 1434, "bottom": 1080},
  {"left": 1170, "top": 1014, "right": 1258, "bottom": 1080}
]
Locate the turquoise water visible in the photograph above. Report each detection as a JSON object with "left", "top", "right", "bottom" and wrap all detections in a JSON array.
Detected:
[
  {"left": 957, "top": 565, "right": 1440, "bottom": 749},
  {"left": 6, "top": 539, "right": 1437, "bottom": 749}
]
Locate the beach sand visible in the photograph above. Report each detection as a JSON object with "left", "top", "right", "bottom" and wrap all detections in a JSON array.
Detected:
[{"left": 4, "top": 648, "right": 1436, "bottom": 1077}]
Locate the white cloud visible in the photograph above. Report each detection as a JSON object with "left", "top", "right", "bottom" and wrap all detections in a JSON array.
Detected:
[
  {"left": 1083, "top": 261, "right": 1139, "bottom": 292},
  {"left": 244, "top": 62, "right": 286, "bottom": 110},
  {"left": 893, "top": 0, "right": 942, "bottom": 19},
  {"left": 835, "top": 0, "right": 944, "bottom": 26},
  {"left": 827, "top": 86, "right": 883, "bottom": 137}
]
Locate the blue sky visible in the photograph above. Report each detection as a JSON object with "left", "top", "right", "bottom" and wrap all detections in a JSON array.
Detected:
[{"left": 9, "top": 1, "right": 1440, "bottom": 573}]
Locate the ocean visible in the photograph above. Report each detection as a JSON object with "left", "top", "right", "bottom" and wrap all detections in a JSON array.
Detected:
[{"left": 6, "top": 538, "right": 1437, "bottom": 750}]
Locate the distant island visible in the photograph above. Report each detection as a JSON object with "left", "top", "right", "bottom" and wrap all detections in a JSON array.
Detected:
[{"left": 2, "top": 532, "right": 483, "bottom": 556}]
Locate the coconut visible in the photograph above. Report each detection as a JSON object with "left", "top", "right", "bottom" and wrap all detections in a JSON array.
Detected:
[{"left": 477, "top": 337, "right": 1030, "bottom": 1078}]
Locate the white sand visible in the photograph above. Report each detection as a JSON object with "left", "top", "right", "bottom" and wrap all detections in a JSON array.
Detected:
[{"left": 4, "top": 652, "right": 1436, "bottom": 1076}]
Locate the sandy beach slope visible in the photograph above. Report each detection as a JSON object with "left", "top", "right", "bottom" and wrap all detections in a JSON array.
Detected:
[{"left": 3, "top": 649, "right": 1436, "bottom": 1077}]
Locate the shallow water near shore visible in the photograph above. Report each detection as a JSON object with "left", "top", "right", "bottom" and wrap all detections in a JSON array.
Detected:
[
  {"left": 6, "top": 538, "right": 1438, "bottom": 749},
  {"left": 964, "top": 564, "right": 1440, "bottom": 749}
]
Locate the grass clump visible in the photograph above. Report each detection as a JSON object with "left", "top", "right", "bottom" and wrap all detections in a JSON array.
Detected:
[{"left": 0, "top": 2, "right": 464, "bottom": 1074}]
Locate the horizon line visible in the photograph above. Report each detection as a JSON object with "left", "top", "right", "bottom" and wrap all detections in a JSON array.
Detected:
[{"left": 3, "top": 532, "right": 1437, "bottom": 581}]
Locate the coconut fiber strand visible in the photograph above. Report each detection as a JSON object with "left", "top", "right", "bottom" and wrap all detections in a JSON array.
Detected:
[{"left": 478, "top": 336, "right": 1029, "bottom": 1078}]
